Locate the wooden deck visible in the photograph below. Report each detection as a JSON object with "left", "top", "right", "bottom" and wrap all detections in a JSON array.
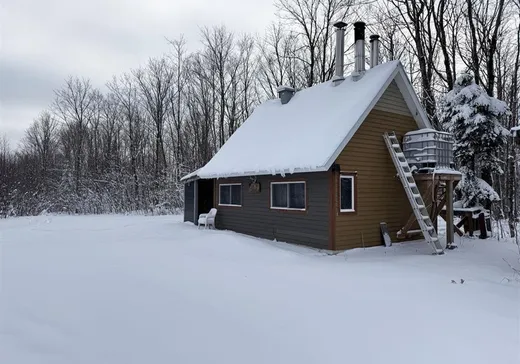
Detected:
[{"left": 413, "top": 172, "right": 462, "bottom": 182}]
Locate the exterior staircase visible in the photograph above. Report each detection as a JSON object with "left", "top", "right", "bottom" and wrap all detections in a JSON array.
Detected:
[{"left": 383, "top": 132, "right": 444, "bottom": 255}]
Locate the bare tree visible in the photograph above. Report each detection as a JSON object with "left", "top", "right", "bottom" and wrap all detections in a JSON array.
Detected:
[
  {"left": 367, "top": 4, "right": 410, "bottom": 63},
  {"left": 386, "top": 0, "right": 439, "bottom": 125},
  {"left": 463, "top": 0, "right": 509, "bottom": 96},
  {"left": 134, "top": 57, "right": 174, "bottom": 177},
  {"left": 99, "top": 92, "right": 122, "bottom": 170},
  {"left": 430, "top": 0, "right": 462, "bottom": 90},
  {"left": 224, "top": 34, "right": 258, "bottom": 137},
  {"left": 275, "top": 0, "right": 357, "bottom": 87},
  {"left": 107, "top": 72, "right": 144, "bottom": 207},
  {"left": 86, "top": 89, "right": 105, "bottom": 175},
  {"left": 0, "top": 135, "right": 13, "bottom": 217},
  {"left": 22, "top": 111, "right": 59, "bottom": 177},
  {"left": 186, "top": 52, "right": 218, "bottom": 166},
  {"left": 167, "top": 35, "right": 189, "bottom": 177},
  {"left": 257, "top": 22, "right": 304, "bottom": 97},
  {"left": 236, "top": 34, "right": 259, "bottom": 126},
  {"left": 53, "top": 77, "right": 96, "bottom": 194},
  {"left": 200, "top": 26, "right": 235, "bottom": 147}
]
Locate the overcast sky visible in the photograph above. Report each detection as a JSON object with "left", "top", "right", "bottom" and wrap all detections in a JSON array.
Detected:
[{"left": 0, "top": 0, "right": 276, "bottom": 147}]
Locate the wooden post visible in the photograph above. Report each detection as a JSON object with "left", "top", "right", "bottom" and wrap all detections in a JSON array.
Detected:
[
  {"left": 432, "top": 181, "right": 439, "bottom": 232},
  {"left": 478, "top": 212, "right": 488, "bottom": 239},
  {"left": 193, "top": 179, "right": 198, "bottom": 223},
  {"left": 446, "top": 180, "right": 454, "bottom": 247}
]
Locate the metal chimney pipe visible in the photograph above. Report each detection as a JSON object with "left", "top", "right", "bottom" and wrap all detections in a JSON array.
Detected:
[
  {"left": 333, "top": 21, "right": 347, "bottom": 85},
  {"left": 352, "top": 21, "right": 366, "bottom": 81},
  {"left": 370, "top": 34, "right": 380, "bottom": 68}
]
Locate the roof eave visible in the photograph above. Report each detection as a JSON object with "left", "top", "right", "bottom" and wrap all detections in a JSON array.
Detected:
[
  {"left": 198, "top": 165, "right": 330, "bottom": 180},
  {"left": 180, "top": 168, "right": 202, "bottom": 183},
  {"left": 393, "top": 62, "right": 432, "bottom": 129}
]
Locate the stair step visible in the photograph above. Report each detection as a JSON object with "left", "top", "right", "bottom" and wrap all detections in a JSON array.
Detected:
[{"left": 383, "top": 132, "right": 443, "bottom": 255}]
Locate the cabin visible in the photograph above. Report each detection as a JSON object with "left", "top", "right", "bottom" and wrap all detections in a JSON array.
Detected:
[{"left": 182, "top": 21, "right": 461, "bottom": 254}]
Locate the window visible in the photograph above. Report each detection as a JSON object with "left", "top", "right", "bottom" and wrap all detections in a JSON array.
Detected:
[
  {"left": 271, "top": 182, "right": 306, "bottom": 210},
  {"left": 219, "top": 184, "right": 242, "bottom": 206},
  {"left": 340, "top": 175, "right": 355, "bottom": 212}
]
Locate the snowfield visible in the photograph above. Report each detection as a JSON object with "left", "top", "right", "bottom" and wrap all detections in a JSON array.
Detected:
[{"left": 1, "top": 214, "right": 519, "bottom": 364}]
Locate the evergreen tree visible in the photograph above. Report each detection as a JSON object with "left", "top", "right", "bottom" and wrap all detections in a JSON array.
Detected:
[{"left": 439, "top": 73, "right": 510, "bottom": 207}]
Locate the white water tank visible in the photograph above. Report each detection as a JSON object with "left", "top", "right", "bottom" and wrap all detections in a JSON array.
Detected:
[{"left": 402, "top": 128, "right": 454, "bottom": 171}]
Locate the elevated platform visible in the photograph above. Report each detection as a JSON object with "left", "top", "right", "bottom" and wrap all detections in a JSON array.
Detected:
[
  {"left": 386, "top": 128, "right": 461, "bottom": 251},
  {"left": 413, "top": 170, "right": 462, "bottom": 182},
  {"left": 397, "top": 169, "right": 461, "bottom": 248}
]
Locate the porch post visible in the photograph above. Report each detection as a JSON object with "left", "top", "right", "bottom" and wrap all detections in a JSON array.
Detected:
[
  {"left": 446, "top": 180, "right": 454, "bottom": 247},
  {"left": 193, "top": 180, "right": 198, "bottom": 223}
]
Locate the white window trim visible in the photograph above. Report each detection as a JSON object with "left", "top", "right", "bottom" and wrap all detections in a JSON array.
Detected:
[
  {"left": 218, "top": 183, "right": 242, "bottom": 207},
  {"left": 270, "top": 181, "right": 306, "bottom": 211},
  {"left": 340, "top": 175, "right": 355, "bottom": 212}
]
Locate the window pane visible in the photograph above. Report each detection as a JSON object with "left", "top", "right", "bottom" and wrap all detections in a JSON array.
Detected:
[
  {"left": 272, "top": 184, "right": 287, "bottom": 208},
  {"left": 341, "top": 177, "right": 353, "bottom": 210},
  {"left": 231, "top": 185, "right": 241, "bottom": 205},
  {"left": 220, "top": 185, "right": 230, "bottom": 205},
  {"left": 289, "top": 183, "right": 305, "bottom": 209}
]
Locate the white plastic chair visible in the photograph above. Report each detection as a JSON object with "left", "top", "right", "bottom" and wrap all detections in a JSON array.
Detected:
[{"left": 198, "top": 208, "right": 217, "bottom": 229}]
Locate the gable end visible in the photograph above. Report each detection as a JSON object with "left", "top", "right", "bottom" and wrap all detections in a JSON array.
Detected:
[
  {"left": 373, "top": 80, "right": 412, "bottom": 116},
  {"left": 322, "top": 65, "right": 432, "bottom": 172}
]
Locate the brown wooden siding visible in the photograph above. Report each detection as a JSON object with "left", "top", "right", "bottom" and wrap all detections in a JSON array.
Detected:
[
  {"left": 373, "top": 80, "right": 411, "bottom": 116},
  {"left": 334, "top": 108, "right": 418, "bottom": 250},
  {"left": 214, "top": 172, "right": 330, "bottom": 249}
]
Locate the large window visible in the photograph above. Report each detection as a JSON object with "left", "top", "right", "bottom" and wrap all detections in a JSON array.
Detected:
[
  {"left": 270, "top": 181, "right": 306, "bottom": 210},
  {"left": 340, "top": 175, "right": 355, "bottom": 212},
  {"left": 219, "top": 184, "right": 242, "bottom": 206}
]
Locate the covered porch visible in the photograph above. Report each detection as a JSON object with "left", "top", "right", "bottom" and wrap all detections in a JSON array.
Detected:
[{"left": 181, "top": 170, "right": 215, "bottom": 224}]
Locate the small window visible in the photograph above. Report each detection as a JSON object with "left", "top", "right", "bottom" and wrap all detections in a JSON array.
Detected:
[
  {"left": 271, "top": 182, "right": 306, "bottom": 210},
  {"left": 340, "top": 175, "right": 355, "bottom": 212},
  {"left": 219, "top": 184, "right": 242, "bottom": 206}
]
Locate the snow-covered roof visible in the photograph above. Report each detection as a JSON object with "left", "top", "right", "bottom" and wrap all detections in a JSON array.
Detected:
[
  {"left": 431, "top": 168, "right": 462, "bottom": 175},
  {"left": 197, "top": 60, "right": 431, "bottom": 179},
  {"left": 405, "top": 128, "right": 436, "bottom": 135},
  {"left": 405, "top": 128, "right": 448, "bottom": 136},
  {"left": 511, "top": 126, "right": 520, "bottom": 137},
  {"left": 180, "top": 168, "right": 201, "bottom": 182}
]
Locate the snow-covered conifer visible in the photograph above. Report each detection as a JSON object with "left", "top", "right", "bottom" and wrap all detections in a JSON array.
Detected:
[{"left": 439, "top": 73, "right": 510, "bottom": 207}]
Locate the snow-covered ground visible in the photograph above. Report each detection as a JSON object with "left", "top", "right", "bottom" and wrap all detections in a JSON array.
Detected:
[{"left": 1, "top": 214, "right": 519, "bottom": 364}]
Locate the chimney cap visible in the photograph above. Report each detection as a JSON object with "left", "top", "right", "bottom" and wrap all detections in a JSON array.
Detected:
[
  {"left": 354, "top": 21, "right": 366, "bottom": 28},
  {"left": 277, "top": 85, "right": 296, "bottom": 105},
  {"left": 370, "top": 34, "right": 380, "bottom": 41},
  {"left": 276, "top": 85, "right": 295, "bottom": 93},
  {"left": 333, "top": 21, "right": 348, "bottom": 29}
]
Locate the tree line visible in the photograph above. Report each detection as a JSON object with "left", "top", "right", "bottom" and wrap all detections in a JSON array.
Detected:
[{"left": 1, "top": 0, "right": 519, "bottom": 230}]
